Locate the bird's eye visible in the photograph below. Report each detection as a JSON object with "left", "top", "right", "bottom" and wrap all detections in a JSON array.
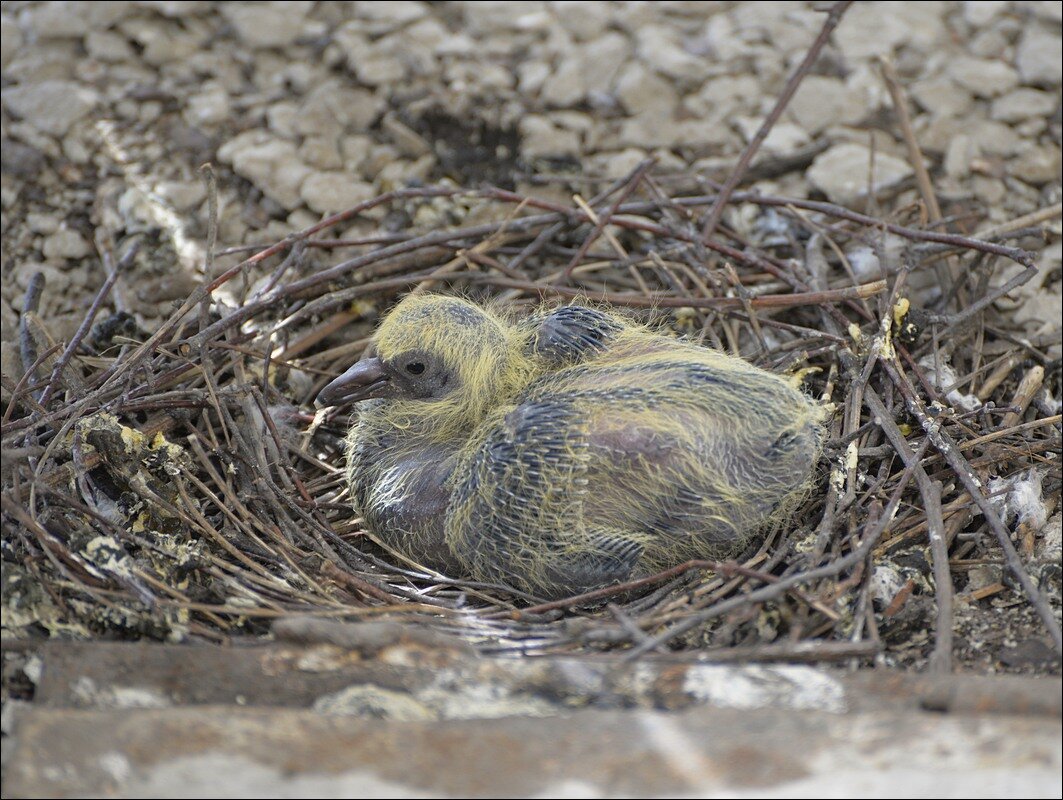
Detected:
[{"left": 405, "top": 361, "right": 426, "bottom": 375}]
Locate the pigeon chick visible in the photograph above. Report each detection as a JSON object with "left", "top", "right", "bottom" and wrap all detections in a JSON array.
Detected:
[{"left": 319, "top": 295, "right": 824, "bottom": 599}]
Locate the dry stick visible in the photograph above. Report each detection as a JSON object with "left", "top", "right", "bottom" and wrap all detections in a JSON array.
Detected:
[
  {"left": 17, "top": 272, "right": 47, "bottom": 399},
  {"left": 659, "top": 639, "right": 881, "bottom": 664},
  {"left": 2, "top": 344, "right": 61, "bottom": 423},
  {"left": 470, "top": 274, "right": 886, "bottom": 309},
  {"left": 0, "top": 189, "right": 1028, "bottom": 450},
  {"left": 878, "top": 58, "right": 943, "bottom": 224},
  {"left": 925, "top": 261, "right": 1039, "bottom": 330},
  {"left": 1001, "top": 365, "right": 1045, "bottom": 429},
  {"left": 91, "top": 187, "right": 459, "bottom": 394},
  {"left": 623, "top": 443, "right": 929, "bottom": 660},
  {"left": 974, "top": 203, "right": 1062, "bottom": 239},
  {"left": 882, "top": 357, "right": 1063, "bottom": 654},
  {"left": 977, "top": 353, "right": 1021, "bottom": 401},
  {"left": 680, "top": 191, "right": 1037, "bottom": 268},
  {"left": 2, "top": 187, "right": 1034, "bottom": 443},
  {"left": 183, "top": 215, "right": 565, "bottom": 350},
  {"left": 878, "top": 56, "right": 962, "bottom": 304},
  {"left": 700, "top": 0, "right": 854, "bottom": 240},
  {"left": 38, "top": 241, "right": 140, "bottom": 409},
  {"left": 865, "top": 389, "right": 953, "bottom": 673},
  {"left": 960, "top": 414, "right": 1062, "bottom": 453},
  {"left": 484, "top": 188, "right": 1038, "bottom": 272},
  {"left": 509, "top": 559, "right": 729, "bottom": 619},
  {"left": 562, "top": 157, "right": 655, "bottom": 282}
]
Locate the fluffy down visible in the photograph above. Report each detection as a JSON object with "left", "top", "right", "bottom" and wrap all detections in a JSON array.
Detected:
[{"left": 335, "top": 295, "right": 824, "bottom": 599}]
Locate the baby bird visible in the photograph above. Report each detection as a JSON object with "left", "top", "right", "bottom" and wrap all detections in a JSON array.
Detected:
[{"left": 318, "top": 295, "right": 823, "bottom": 599}]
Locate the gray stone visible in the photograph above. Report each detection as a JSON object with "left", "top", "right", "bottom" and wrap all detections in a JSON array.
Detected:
[
  {"left": 136, "top": 1, "right": 209, "bottom": 17},
  {"left": 121, "top": 18, "right": 197, "bottom": 65},
  {"left": 944, "top": 134, "right": 977, "bottom": 180},
  {"left": 0, "top": 297, "right": 21, "bottom": 403},
  {"left": 293, "top": 83, "right": 384, "bottom": 138},
  {"left": 299, "top": 136, "right": 344, "bottom": 170},
  {"left": 807, "top": 143, "right": 913, "bottom": 204},
  {"left": 184, "top": 84, "right": 229, "bottom": 127},
  {"left": 41, "top": 227, "right": 91, "bottom": 261},
  {"left": 636, "top": 25, "right": 704, "bottom": 82},
  {"left": 21, "top": 1, "right": 128, "bottom": 39},
  {"left": 910, "top": 76, "right": 973, "bottom": 119},
  {"left": 26, "top": 212, "right": 60, "bottom": 235},
  {"left": 963, "top": 1, "right": 1007, "bottom": 26},
  {"left": 1017, "top": 24, "right": 1063, "bottom": 86},
  {"left": 2, "top": 40, "right": 78, "bottom": 84},
  {"left": 614, "top": 62, "right": 678, "bottom": 117},
  {"left": 455, "top": 1, "right": 549, "bottom": 35},
  {"left": 834, "top": 3, "right": 922, "bottom": 60},
  {"left": 519, "top": 115, "right": 581, "bottom": 159},
  {"left": 687, "top": 74, "right": 759, "bottom": 125},
  {"left": 593, "top": 148, "right": 649, "bottom": 179},
  {"left": 734, "top": 117, "right": 810, "bottom": 155},
  {"left": 402, "top": 18, "right": 450, "bottom": 51},
  {"left": 788, "top": 75, "right": 865, "bottom": 134},
  {"left": 300, "top": 172, "right": 375, "bottom": 215},
  {"left": 85, "top": 30, "right": 136, "bottom": 62},
  {"left": 518, "top": 61, "right": 551, "bottom": 95},
  {"left": 353, "top": 0, "right": 428, "bottom": 29},
  {"left": 991, "top": 88, "right": 1059, "bottom": 123},
  {"left": 969, "top": 27, "right": 1011, "bottom": 59},
  {"left": 356, "top": 53, "right": 406, "bottom": 86},
  {"left": 221, "top": 1, "right": 311, "bottom": 48},
  {"left": 0, "top": 15, "right": 23, "bottom": 70},
  {"left": 1011, "top": 144, "right": 1062, "bottom": 185},
  {"left": 972, "top": 175, "right": 1006, "bottom": 205},
  {"left": 0, "top": 138, "right": 46, "bottom": 179},
  {"left": 266, "top": 101, "right": 299, "bottom": 138},
  {"left": 550, "top": 1, "right": 610, "bottom": 40},
  {"left": 967, "top": 118, "right": 1023, "bottom": 157},
  {"left": 340, "top": 135, "right": 373, "bottom": 170},
  {"left": 381, "top": 112, "right": 431, "bottom": 158},
  {"left": 155, "top": 181, "right": 207, "bottom": 212},
  {"left": 949, "top": 56, "right": 1020, "bottom": 98},
  {"left": 541, "top": 31, "right": 630, "bottom": 106},
  {"left": 1, "top": 80, "right": 97, "bottom": 137},
  {"left": 218, "top": 131, "right": 311, "bottom": 209}
]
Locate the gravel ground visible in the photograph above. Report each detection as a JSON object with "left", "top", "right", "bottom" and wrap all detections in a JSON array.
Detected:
[
  {"left": 2, "top": 1, "right": 1059, "bottom": 342},
  {"left": 1, "top": 2, "right": 1061, "bottom": 670}
]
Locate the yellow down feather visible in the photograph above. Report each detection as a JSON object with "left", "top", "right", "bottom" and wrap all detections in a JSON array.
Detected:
[{"left": 343, "top": 294, "right": 824, "bottom": 599}]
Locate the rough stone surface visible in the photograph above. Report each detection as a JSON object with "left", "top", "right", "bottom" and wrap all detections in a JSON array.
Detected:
[
  {"left": 300, "top": 172, "right": 375, "bottom": 215},
  {"left": 991, "top": 88, "right": 1059, "bottom": 123},
  {"left": 0, "top": 0, "right": 1055, "bottom": 264},
  {"left": 807, "top": 143, "right": 915, "bottom": 204},
  {"left": 220, "top": 1, "right": 312, "bottom": 48},
  {"left": 1, "top": 80, "right": 96, "bottom": 136},
  {"left": 949, "top": 56, "right": 1021, "bottom": 98},
  {"left": 1016, "top": 23, "right": 1063, "bottom": 86},
  {"left": 4, "top": 704, "right": 1060, "bottom": 798}
]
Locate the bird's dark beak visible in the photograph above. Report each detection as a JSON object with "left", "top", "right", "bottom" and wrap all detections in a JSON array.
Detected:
[{"left": 316, "top": 357, "right": 390, "bottom": 407}]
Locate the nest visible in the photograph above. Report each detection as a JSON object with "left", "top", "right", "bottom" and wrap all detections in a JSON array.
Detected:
[{"left": 3, "top": 173, "right": 1061, "bottom": 667}]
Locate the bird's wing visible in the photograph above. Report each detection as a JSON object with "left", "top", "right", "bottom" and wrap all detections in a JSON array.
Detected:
[
  {"left": 527, "top": 306, "right": 622, "bottom": 368},
  {"left": 445, "top": 395, "right": 643, "bottom": 598}
]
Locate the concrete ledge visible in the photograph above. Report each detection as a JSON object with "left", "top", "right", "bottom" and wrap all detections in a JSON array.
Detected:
[{"left": 3, "top": 703, "right": 1061, "bottom": 798}]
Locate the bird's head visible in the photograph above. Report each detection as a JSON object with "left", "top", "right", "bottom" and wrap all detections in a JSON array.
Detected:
[{"left": 318, "top": 295, "right": 527, "bottom": 429}]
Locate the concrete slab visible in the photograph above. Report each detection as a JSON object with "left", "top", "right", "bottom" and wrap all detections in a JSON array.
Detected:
[
  {"left": 4, "top": 636, "right": 1060, "bottom": 798},
  {"left": 3, "top": 703, "right": 1060, "bottom": 798},
  {"left": 28, "top": 640, "right": 1063, "bottom": 717}
]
